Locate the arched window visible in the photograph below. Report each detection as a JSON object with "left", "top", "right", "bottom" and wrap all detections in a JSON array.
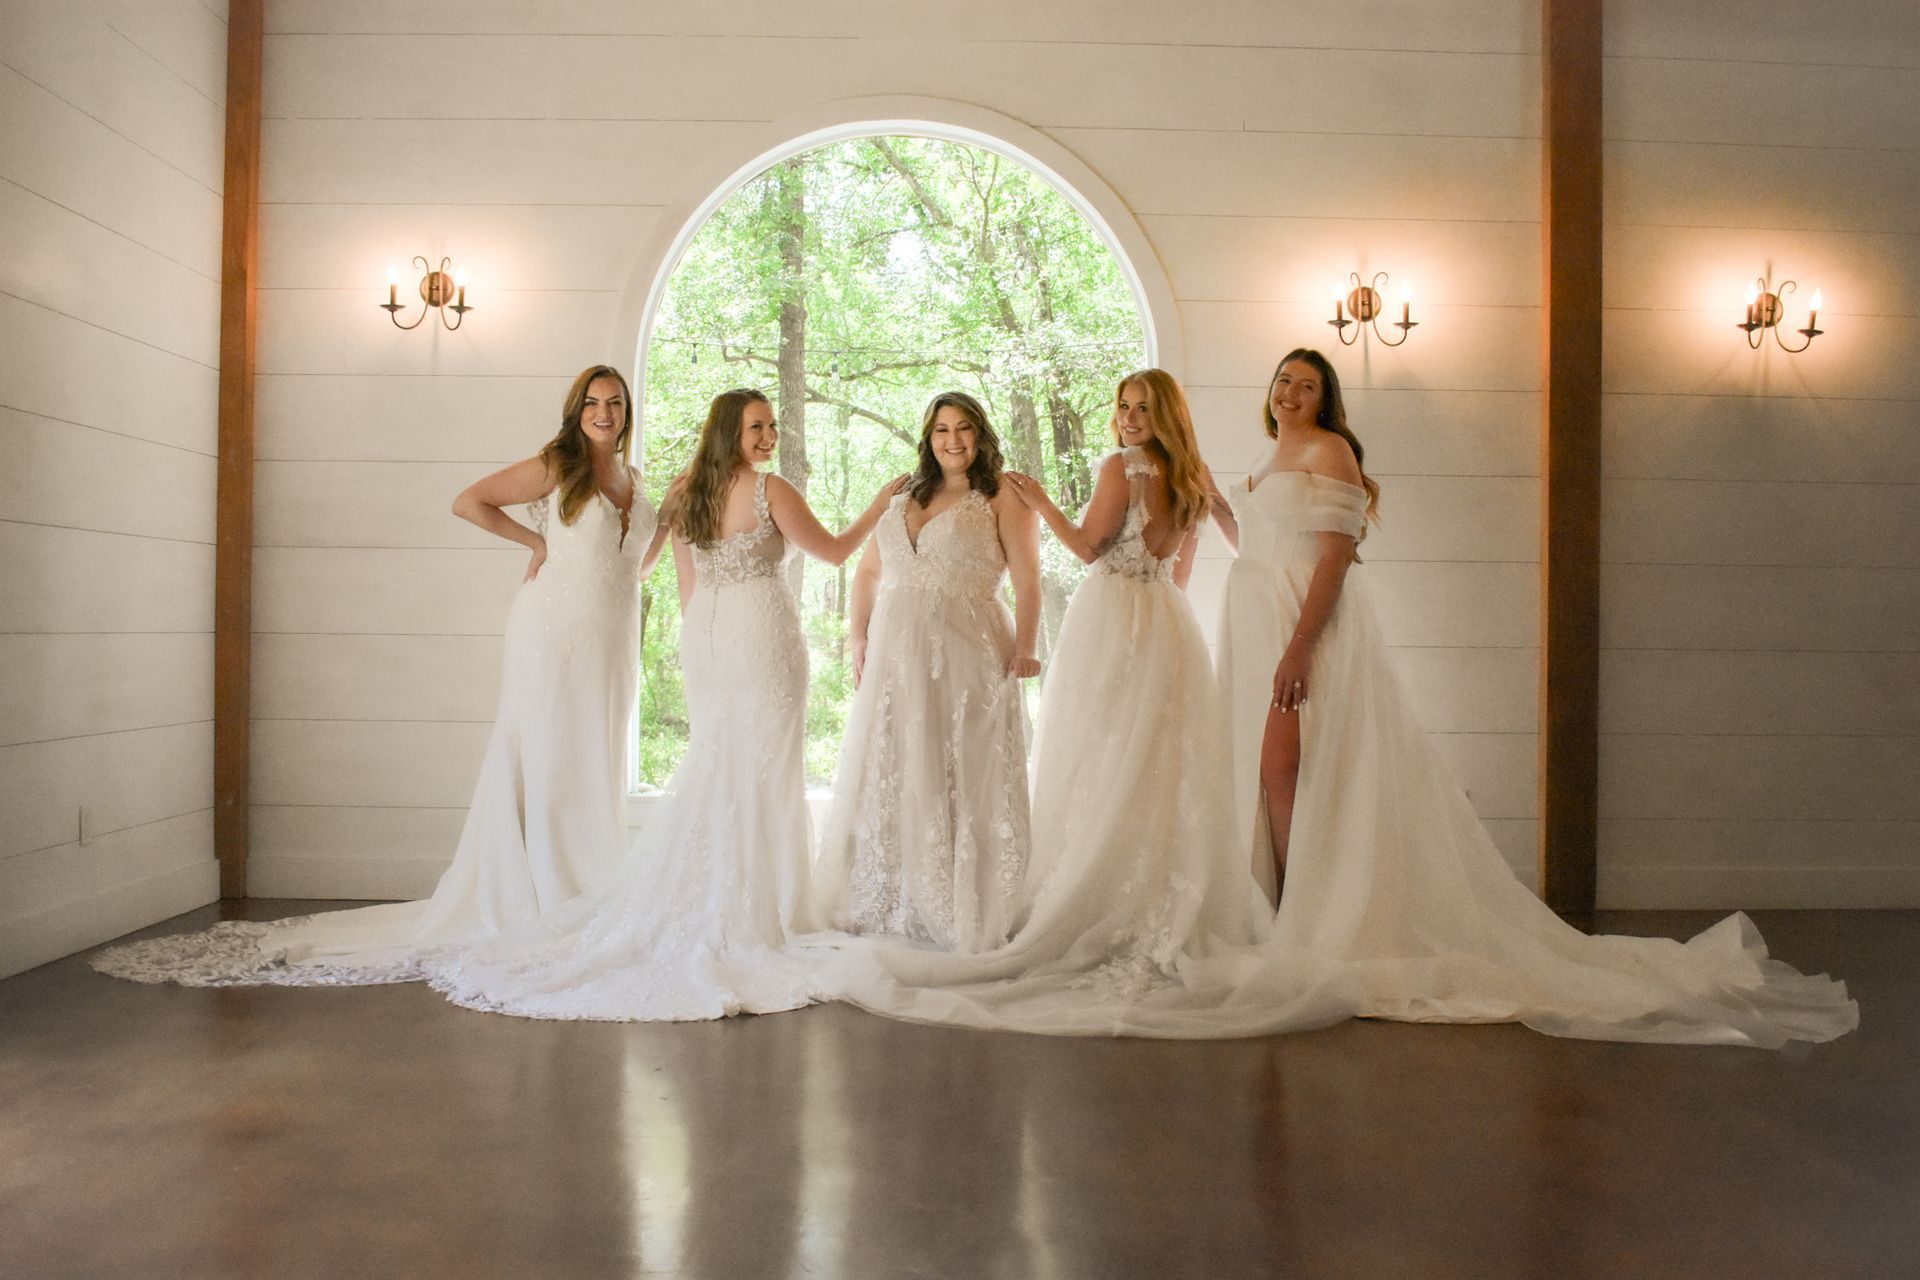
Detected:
[{"left": 635, "top": 132, "right": 1152, "bottom": 787}]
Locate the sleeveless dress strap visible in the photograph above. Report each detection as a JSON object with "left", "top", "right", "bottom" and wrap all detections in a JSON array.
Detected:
[
  {"left": 753, "top": 470, "right": 771, "bottom": 525},
  {"left": 1119, "top": 445, "right": 1160, "bottom": 481}
]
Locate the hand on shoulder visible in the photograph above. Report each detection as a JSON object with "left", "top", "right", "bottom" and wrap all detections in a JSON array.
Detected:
[
  {"left": 1001, "top": 471, "right": 1041, "bottom": 510},
  {"left": 991, "top": 479, "right": 1036, "bottom": 520}
]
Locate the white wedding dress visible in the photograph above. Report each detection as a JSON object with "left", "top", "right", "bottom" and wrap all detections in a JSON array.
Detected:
[
  {"left": 428, "top": 471, "right": 820, "bottom": 1020},
  {"left": 1206, "top": 469, "right": 1858, "bottom": 1047},
  {"left": 92, "top": 473, "right": 657, "bottom": 986},
  {"left": 819, "top": 449, "right": 1356, "bottom": 1037},
  {"left": 812, "top": 486, "right": 1031, "bottom": 953}
]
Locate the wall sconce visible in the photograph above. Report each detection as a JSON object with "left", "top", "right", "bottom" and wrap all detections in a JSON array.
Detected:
[
  {"left": 1738, "top": 276, "right": 1821, "bottom": 352},
  {"left": 381, "top": 255, "right": 472, "bottom": 330},
  {"left": 1328, "top": 271, "right": 1416, "bottom": 347}
]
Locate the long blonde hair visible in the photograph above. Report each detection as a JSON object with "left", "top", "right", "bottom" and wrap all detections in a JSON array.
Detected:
[
  {"left": 1116, "top": 369, "right": 1208, "bottom": 531},
  {"left": 675, "top": 387, "right": 770, "bottom": 547},
  {"left": 540, "top": 365, "right": 635, "bottom": 526}
]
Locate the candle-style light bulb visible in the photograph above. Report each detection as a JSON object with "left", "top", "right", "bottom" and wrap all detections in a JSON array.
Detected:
[
  {"left": 1808, "top": 289, "right": 1822, "bottom": 332},
  {"left": 1333, "top": 280, "right": 1346, "bottom": 322},
  {"left": 1744, "top": 281, "right": 1760, "bottom": 327},
  {"left": 1399, "top": 278, "right": 1412, "bottom": 326},
  {"left": 454, "top": 267, "right": 468, "bottom": 308},
  {"left": 387, "top": 264, "right": 398, "bottom": 307}
]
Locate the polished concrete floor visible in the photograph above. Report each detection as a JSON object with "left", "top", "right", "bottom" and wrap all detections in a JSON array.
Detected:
[{"left": 1, "top": 903, "right": 1914, "bottom": 1280}]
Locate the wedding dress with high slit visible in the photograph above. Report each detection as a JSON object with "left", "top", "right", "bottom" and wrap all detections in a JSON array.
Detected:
[
  {"left": 812, "top": 486, "right": 1031, "bottom": 953},
  {"left": 817, "top": 449, "right": 1357, "bottom": 1036},
  {"left": 92, "top": 473, "right": 656, "bottom": 986},
  {"left": 1204, "top": 468, "right": 1857, "bottom": 1047},
  {"left": 428, "top": 471, "right": 820, "bottom": 1020}
]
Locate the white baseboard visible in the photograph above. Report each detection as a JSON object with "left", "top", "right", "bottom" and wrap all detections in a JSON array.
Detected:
[
  {"left": 252, "top": 852, "right": 1920, "bottom": 911},
  {"left": 248, "top": 855, "right": 450, "bottom": 902},
  {"left": 1599, "top": 865, "right": 1920, "bottom": 910},
  {"left": 0, "top": 859, "right": 220, "bottom": 979},
  {"left": 254, "top": 803, "right": 810, "bottom": 901}
]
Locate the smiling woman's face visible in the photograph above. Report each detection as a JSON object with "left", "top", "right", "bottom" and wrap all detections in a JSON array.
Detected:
[
  {"left": 1269, "top": 360, "right": 1324, "bottom": 429},
  {"left": 737, "top": 397, "right": 777, "bottom": 465},
  {"left": 1116, "top": 380, "right": 1153, "bottom": 447},
  {"left": 928, "top": 406, "right": 978, "bottom": 475},
  {"left": 580, "top": 375, "right": 626, "bottom": 447}
]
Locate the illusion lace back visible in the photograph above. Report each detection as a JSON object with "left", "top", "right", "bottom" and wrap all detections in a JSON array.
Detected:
[
  {"left": 818, "top": 449, "right": 1362, "bottom": 1036},
  {"left": 813, "top": 485, "right": 1031, "bottom": 953},
  {"left": 428, "top": 471, "right": 820, "bottom": 1021},
  {"left": 1204, "top": 469, "right": 1857, "bottom": 1047},
  {"left": 93, "top": 471, "right": 657, "bottom": 987}
]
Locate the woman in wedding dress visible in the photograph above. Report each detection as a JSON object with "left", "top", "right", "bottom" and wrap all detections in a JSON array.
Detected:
[
  {"left": 811, "top": 391, "right": 1043, "bottom": 953},
  {"left": 94, "top": 365, "right": 669, "bottom": 986},
  {"left": 1207, "top": 347, "right": 1856, "bottom": 1047},
  {"left": 429, "top": 387, "right": 904, "bottom": 1020},
  {"left": 817, "top": 370, "right": 1354, "bottom": 1036}
]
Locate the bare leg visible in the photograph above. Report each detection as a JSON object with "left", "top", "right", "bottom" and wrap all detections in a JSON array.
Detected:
[{"left": 1258, "top": 699, "right": 1302, "bottom": 902}]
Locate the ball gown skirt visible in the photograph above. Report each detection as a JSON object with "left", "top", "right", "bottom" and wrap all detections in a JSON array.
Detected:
[
  {"left": 812, "top": 488, "right": 1031, "bottom": 954},
  {"left": 817, "top": 449, "right": 1358, "bottom": 1037},
  {"left": 1203, "top": 470, "right": 1857, "bottom": 1048}
]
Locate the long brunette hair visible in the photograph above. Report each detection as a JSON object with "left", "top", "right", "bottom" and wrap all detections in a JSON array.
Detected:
[
  {"left": 1262, "top": 348, "right": 1380, "bottom": 522},
  {"left": 675, "top": 387, "right": 770, "bottom": 547},
  {"left": 540, "top": 365, "right": 634, "bottom": 526},
  {"left": 907, "top": 391, "right": 1004, "bottom": 508}
]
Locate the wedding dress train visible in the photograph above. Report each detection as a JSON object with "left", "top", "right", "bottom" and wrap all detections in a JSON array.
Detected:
[
  {"left": 818, "top": 449, "right": 1356, "bottom": 1036},
  {"left": 428, "top": 472, "right": 819, "bottom": 1020},
  {"left": 92, "top": 475, "right": 656, "bottom": 987},
  {"left": 1206, "top": 469, "right": 1857, "bottom": 1048}
]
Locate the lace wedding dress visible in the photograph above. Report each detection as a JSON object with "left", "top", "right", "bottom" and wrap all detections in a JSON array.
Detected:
[
  {"left": 92, "top": 472, "right": 657, "bottom": 987},
  {"left": 812, "top": 487, "right": 1031, "bottom": 953},
  {"left": 428, "top": 471, "right": 820, "bottom": 1020},
  {"left": 1206, "top": 469, "right": 1858, "bottom": 1047},
  {"left": 819, "top": 448, "right": 1355, "bottom": 1036}
]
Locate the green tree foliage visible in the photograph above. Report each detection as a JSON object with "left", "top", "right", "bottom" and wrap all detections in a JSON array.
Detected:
[{"left": 637, "top": 137, "right": 1147, "bottom": 787}]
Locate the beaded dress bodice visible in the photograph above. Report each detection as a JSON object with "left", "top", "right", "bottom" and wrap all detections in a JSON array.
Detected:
[
  {"left": 693, "top": 471, "right": 787, "bottom": 587},
  {"left": 1095, "top": 447, "right": 1178, "bottom": 585},
  {"left": 876, "top": 487, "right": 1005, "bottom": 600}
]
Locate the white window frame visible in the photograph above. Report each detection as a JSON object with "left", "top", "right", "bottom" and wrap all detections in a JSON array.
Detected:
[{"left": 612, "top": 98, "right": 1182, "bottom": 808}]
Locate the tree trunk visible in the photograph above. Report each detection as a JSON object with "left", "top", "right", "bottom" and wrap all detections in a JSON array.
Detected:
[
  {"left": 834, "top": 403, "right": 851, "bottom": 626},
  {"left": 1005, "top": 383, "right": 1044, "bottom": 477},
  {"left": 774, "top": 157, "right": 809, "bottom": 593}
]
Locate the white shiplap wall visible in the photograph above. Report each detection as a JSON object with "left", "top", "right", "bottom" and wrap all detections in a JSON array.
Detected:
[
  {"left": 0, "top": 0, "right": 226, "bottom": 976},
  {"left": 1597, "top": 2, "right": 1920, "bottom": 907},
  {"left": 248, "top": 0, "right": 1548, "bottom": 900}
]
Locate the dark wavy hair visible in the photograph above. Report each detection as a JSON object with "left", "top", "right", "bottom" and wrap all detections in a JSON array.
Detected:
[
  {"left": 539, "top": 365, "right": 634, "bottom": 526},
  {"left": 908, "top": 390, "right": 1004, "bottom": 508},
  {"left": 1262, "top": 348, "right": 1380, "bottom": 522}
]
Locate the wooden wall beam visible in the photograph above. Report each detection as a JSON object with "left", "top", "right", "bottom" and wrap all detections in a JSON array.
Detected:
[
  {"left": 214, "top": 0, "right": 263, "bottom": 898},
  {"left": 1540, "top": 0, "right": 1604, "bottom": 917}
]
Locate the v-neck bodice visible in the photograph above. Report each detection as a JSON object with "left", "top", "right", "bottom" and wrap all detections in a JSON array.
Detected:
[{"left": 878, "top": 488, "right": 1004, "bottom": 600}]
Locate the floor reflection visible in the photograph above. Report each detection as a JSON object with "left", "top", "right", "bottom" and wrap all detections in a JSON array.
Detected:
[
  {"left": 618, "top": 1016, "right": 808, "bottom": 1280},
  {"left": 5, "top": 906, "right": 1912, "bottom": 1280}
]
